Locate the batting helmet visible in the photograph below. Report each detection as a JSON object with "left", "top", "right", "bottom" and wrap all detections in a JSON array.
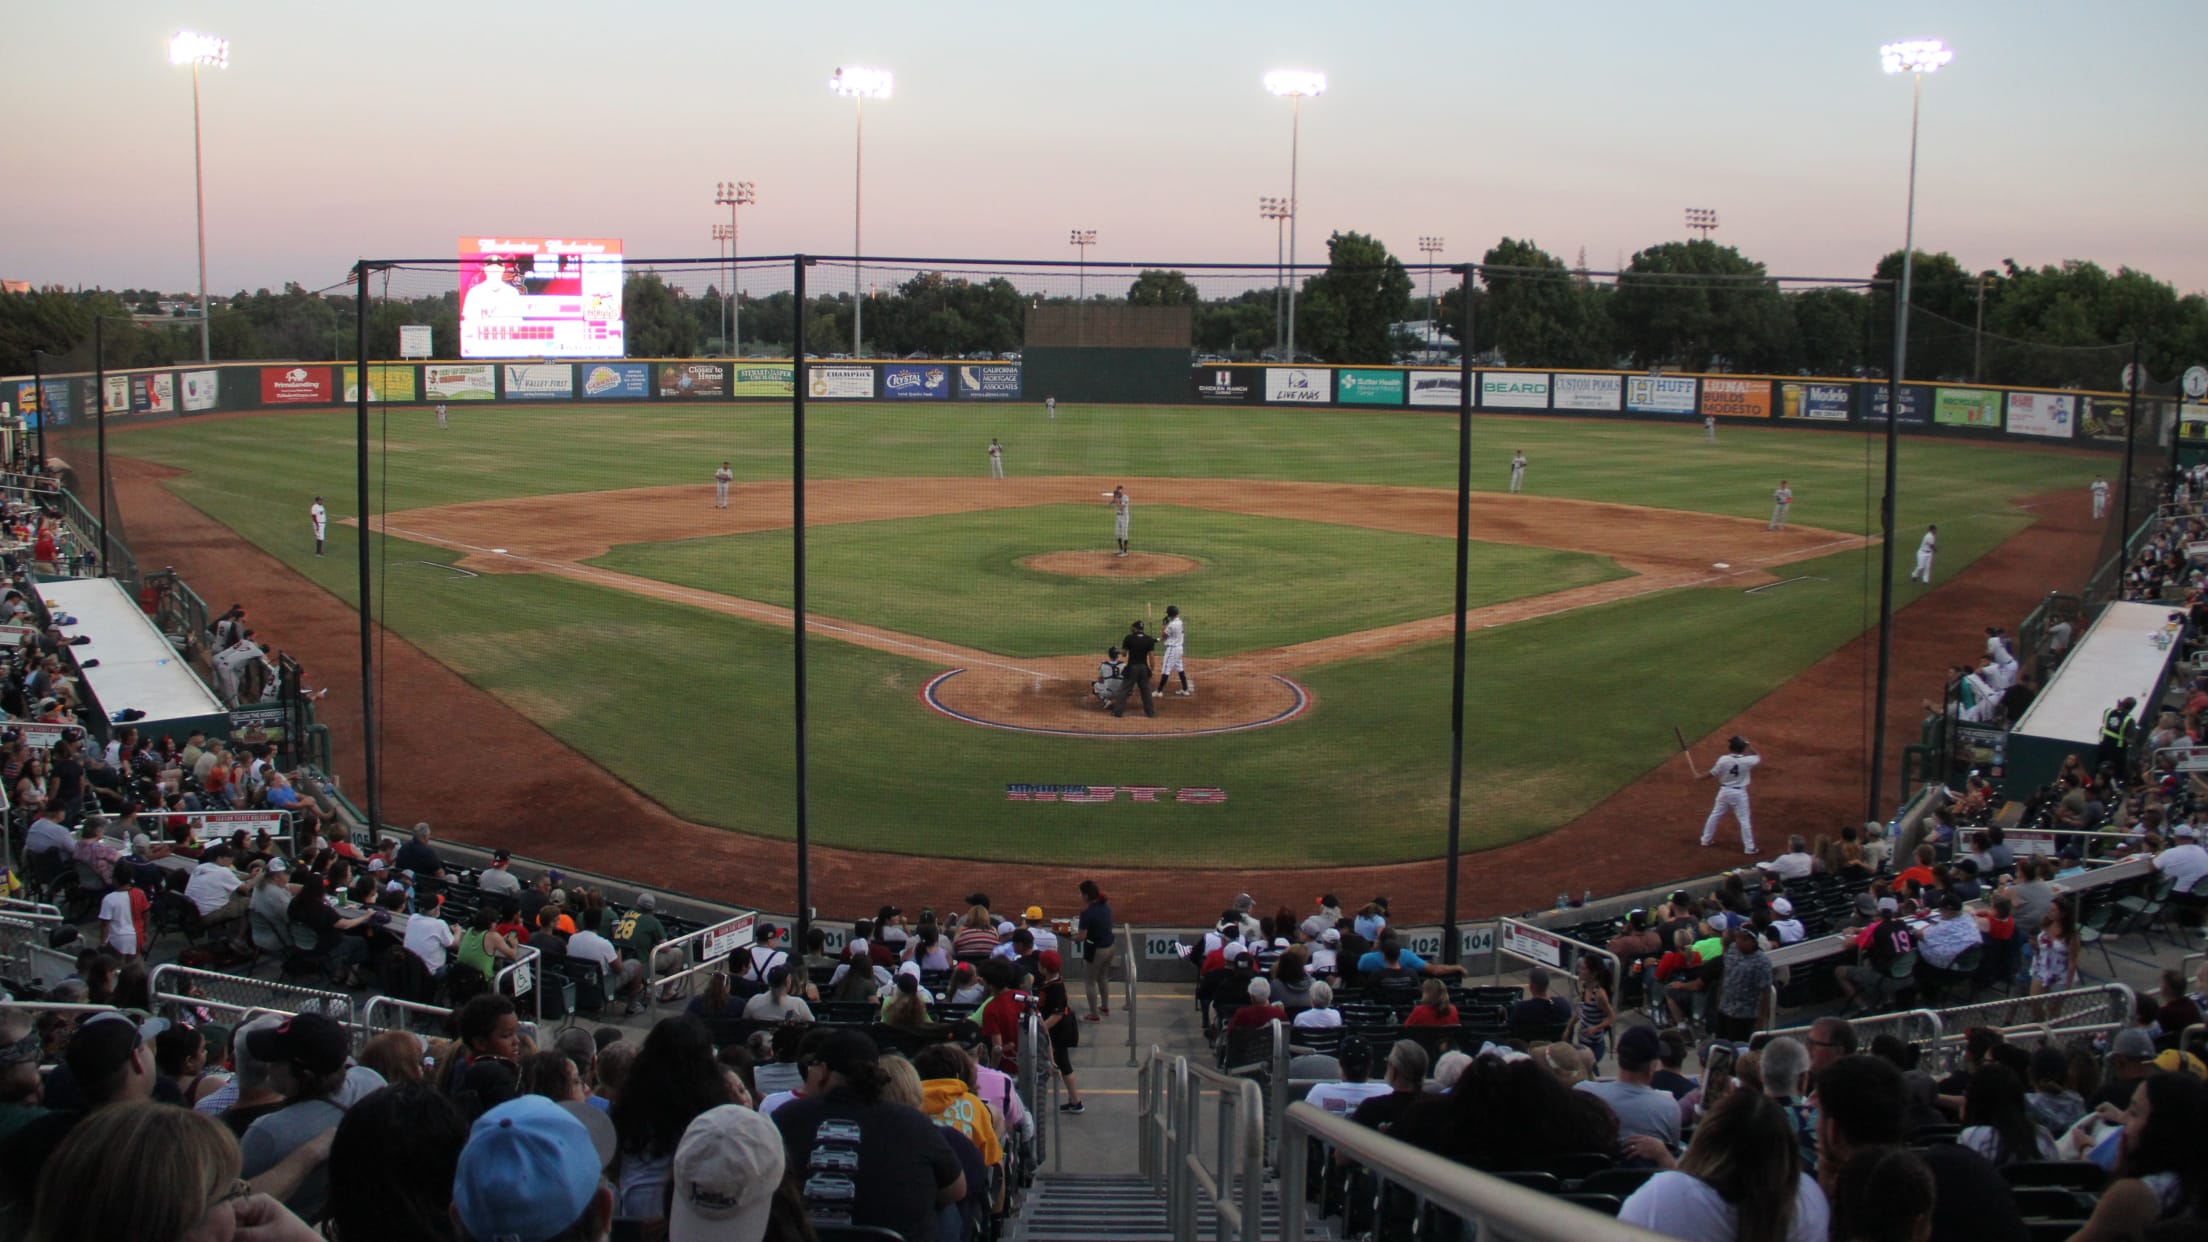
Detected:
[{"left": 1727, "top": 735, "right": 1749, "bottom": 752}]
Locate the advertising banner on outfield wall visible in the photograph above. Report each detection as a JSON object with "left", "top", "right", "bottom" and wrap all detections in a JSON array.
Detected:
[
  {"left": 1780, "top": 382, "right": 1852, "bottom": 420},
  {"left": 807, "top": 365, "right": 874, "bottom": 399},
  {"left": 581, "top": 362, "right": 651, "bottom": 399},
  {"left": 957, "top": 365, "right": 1021, "bottom": 399},
  {"left": 1700, "top": 377, "right": 1772, "bottom": 419},
  {"left": 1552, "top": 374, "right": 1622, "bottom": 411},
  {"left": 658, "top": 363, "right": 725, "bottom": 398},
  {"left": 1626, "top": 375, "right": 1697, "bottom": 414},
  {"left": 1406, "top": 370, "right": 1463, "bottom": 408},
  {"left": 1336, "top": 369, "right": 1404, "bottom": 405},
  {"left": 181, "top": 370, "right": 219, "bottom": 412},
  {"left": 1266, "top": 368, "right": 1329, "bottom": 403},
  {"left": 2083, "top": 397, "right": 2129, "bottom": 443},
  {"left": 1933, "top": 387, "right": 2003, "bottom": 428},
  {"left": 342, "top": 365, "right": 420, "bottom": 403},
  {"left": 503, "top": 364, "right": 573, "bottom": 399},
  {"left": 13, "top": 381, "right": 74, "bottom": 425},
  {"left": 424, "top": 365, "right": 497, "bottom": 400},
  {"left": 1192, "top": 368, "right": 1256, "bottom": 402},
  {"left": 261, "top": 366, "right": 333, "bottom": 404},
  {"left": 130, "top": 373, "right": 175, "bottom": 415},
  {"left": 2005, "top": 392, "right": 2074, "bottom": 439},
  {"left": 101, "top": 376, "right": 129, "bottom": 414},
  {"left": 883, "top": 364, "right": 949, "bottom": 400},
  {"left": 1858, "top": 383, "right": 1931, "bottom": 424},
  {"left": 1481, "top": 372, "right": 1551, "bottom": 410}
]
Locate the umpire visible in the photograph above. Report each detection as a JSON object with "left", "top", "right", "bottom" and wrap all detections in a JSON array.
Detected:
[{"left": 1110, "top": 620, "right": 1158, "bottom": 718}]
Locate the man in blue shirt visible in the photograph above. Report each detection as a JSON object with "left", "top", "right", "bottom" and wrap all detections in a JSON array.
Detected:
[{"left": 1354, "top": 933, "right": 1465, "bottom": 982}]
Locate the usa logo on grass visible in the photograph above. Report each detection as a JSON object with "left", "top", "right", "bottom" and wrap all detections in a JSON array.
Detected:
[{"left": 1005, "top": 785, "right": 1227, "bottom": 804}]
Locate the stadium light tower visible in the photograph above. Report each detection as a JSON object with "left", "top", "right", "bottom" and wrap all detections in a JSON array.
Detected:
[
  {"left": 169, "top": 30, "right": 227, "bottom": 364},
  {"left": 1068, "top": 229, "right": 1097, "bottom": 302},
  {"left": 1867, "top": 36, "right": 1954, "bottom": 828},
  {"left": 1258, "top": 197, "right": 1290, "bottom": 357},
  {"left": 715, "top": 180, "right": 756, "bottom": 355},
  {"left": 1417, "top": 236, "right": 1445, "bottom": 349},
  {"left": 829, "top": 66, "right": 892, "bottom": 358},
  {"left": 1264, "top": 68, "right": 1325, "bottom": 362},
  {"left": 1684, "top": 207, "right": 1719, "bottom": 240},
  {"left": 711, "top": 224, "right": 734, "bottom": 349}
]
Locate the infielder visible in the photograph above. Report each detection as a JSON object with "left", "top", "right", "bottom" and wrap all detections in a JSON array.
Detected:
[
  {"left": 988, "top": 438, "right": 1004, "bottom": 480},
  {"left": 309, "top": 495, "right": 328, "bottom": 557},
  {"left": 1508, "top": 451, "right": 1528, "bottom": 494},
  {"left": 1047, "top": 396, "right": 1056, "bottom": 421},
  {"left": 1109, "top": 485, "right": 1131, "bottom": 556},
  {"left": 1910, "top": 524, "right": 1937, "bottom": 583},
  {"left": 1155, "top": 604, "right": 1191, "bottom": 697},
  {"left": 1769, "top": 480, "right": 1793, "bottom": 531},
  {"left": 436, "top": 402, "right": 448, "bottom": 430},
  {"left": 2091, "top": 476, "right": 2109, "bottom": 520},
  {"left": 1699, "top": 735, "right": 1760, "bottom": 854},
  {"left": 714, "top": 461, "right": 734, "bottom": 509}
]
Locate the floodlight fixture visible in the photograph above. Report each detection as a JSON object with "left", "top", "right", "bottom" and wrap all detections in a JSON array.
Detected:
[
  {"left": 1879, "top": 39, "right": 1952, "bottom": 75},
  {"left": 713, "top": 181, "right": 758, "bottom": 354},
  {"left": 1264, "top": 68, "right": 1326, "bottom": 360},
  {"left": 1263, "top": 69, "right": 1326, "bottom": 97},
  {"left": 830, "top": 67, "right": 891, "bottom": 356},
  {"left": 169, "top": 31, "right": 228, "bottom": 67},
  {"left": 829, "top": 65, "right": 893, "bottom": 99},
  {"left": 1685, "top": 207, "right": 1719, "bottom": 238}
]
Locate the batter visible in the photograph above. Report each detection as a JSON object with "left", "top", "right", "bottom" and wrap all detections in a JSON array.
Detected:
[
  {"left": 1699, "top": 735, "right": 1760, "bottom": 854},
  {"left": 1155, "top": 604, "right": 1192, "bottom": 697}
]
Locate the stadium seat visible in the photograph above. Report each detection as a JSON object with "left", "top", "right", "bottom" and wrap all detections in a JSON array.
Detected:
[
  {"left": 2009, "top": 1187, "right": 2097, "bottom": 1219},
  {"left": 1517, "top": 1152, "right": 1613, "bottom": 1182},
  {"left": 562, "top": 959, "right": 609, "bottom": 1020},
  {"left": 1577, "top": 1167, "right": 1659, "bottom": 1198},
  {"left": 1558, "top": 1193, "right": 1622, "bottom": 1218},
  {"left": 2003, "top": 1161, "right": 2109, "bottom": 1192}
]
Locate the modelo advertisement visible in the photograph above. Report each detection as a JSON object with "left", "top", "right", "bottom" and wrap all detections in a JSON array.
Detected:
[
  {"left": 342, "top": 365, "right": 419, "bottom": 402},
  {"left": 261, "top": 366, "right": 333, "bottom": 404},
  {"left": 1934, "top": 387, "right": 2002, "bottom": 429},
  {"left": 1481, "top": 372, "right": 1551, "bottom": 410},
  {"left": 503, "top": 364, "right": 574, "bottom": 400},
  {"left": 2005, "top": 391, "right": 2074, "bottom": 439},
  {"left": 731, "top": 366, "right": 796, "bottom": 397},
  {"left": 956, "top": 365, "right": 1021, "bottom": 400},
  {"left": 181, "top": 370, "right": 219, "bottom": 412},
  {"left": 424, "top": 364, "right": 497, "bottom": 400},
  {"left": 807, "top": 365, "right": 874, "bottom": 399},
  {"left": 1857, "top": 383, "right": 1931, "bottom": 424},
  {"left": 1266, "top": 368, "right": 1329, "bottom": 403},
  {"left": 1191, "top": 368, "right": 1255, "bottom": 402},
  {"left": 1700, "top": 377, "right": 1772, "bottom": 419},
  {"left": 658, "top": 363, "right": 725, "bottom": 398},
  {"left": 1780, "top": 382, "right": 1851, "bottom": 421},
  {"left": 1336, "top": 369, "right": 1404, "bottom": 406},
  {"left": 581, "top": 362, "right": 651, "bottom": 400},
  {"left": 1552, "top": 374, "right": 1621, "bottom": 412},
  {"left": 1406, "top": 370, "right": 1463, "bottom": 408},
  {"left": 1626, "top": 375, "right": 1697, "bottom": 414},
  {"left": 883, "top": 364, "right": 949, "bottom": 400}
]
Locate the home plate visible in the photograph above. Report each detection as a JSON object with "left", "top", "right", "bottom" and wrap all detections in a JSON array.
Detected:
[
  {"left": 492, "top": 548, "right": 508, "bottom": 555},
  {"left": 1712, "top": 562, "right": 1731, "bottom": 569}
]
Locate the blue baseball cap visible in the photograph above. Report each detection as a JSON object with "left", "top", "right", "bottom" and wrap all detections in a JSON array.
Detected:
[{"left": 455, "top": 1096, "right": 604, "bottom": 1242}]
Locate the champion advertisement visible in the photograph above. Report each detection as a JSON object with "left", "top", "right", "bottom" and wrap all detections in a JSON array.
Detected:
[
  {"left": 341, "top": 364, "right": 420, "bottom": 403},
  {"left": 1480, "top": 372, "right": 1551, "bottom": 410},
  {"left": 957, "top": 365, "right": 1022, "bottom": 400},
  {"left": 1552, "top": 374, "right": 1622, "bottom": 412},
  {"left": 730, "top": 366, "right": 795, "bottom": 397},
  {"left": 658, "top": 363, "right": 726, "bottom": 398},
  {"left": 2004, "top": 392, "right": 2074, "bottom": 439},
  {"left": 581, "top": 362, "right": 651, "bottom": 399},
  {"left": 1857, "top": 383, "right": 1931, "bottom": 424},
  {"left": 1626, "top": 375, "right": 1697, "bottom": 414},
  {"left": 423, "top": 365, "right": 497, "bottom": 401},
  {"left": 260, "top": 366, "right": 333, "bottom": 404},
  {"left": 807, "top": 365, "right": 875, "bottom": 399},
  {"left": 503, "top": 364, "right": 574, "bottom": 400},
  {"left": 883, "top": 364, "right": 950, "bottom": 400},
  {"left": 1266, "top": 368, "right": 1329, "bottom": 403},
  {"left": 1406, "top": 370, "right": 1465, "bottom": 408},
  {"left": 1192, "top": 368, "right": 1255, "bottom": 402},
  {"left": 181, "top": 370, "right": 219, "bottom": 412},
  {"left": 1933, "top": 387, "right": 2003, "bottom": 429},
  {"left": 1336, "top": 369, "right": 1404, "bottom": 406},
  {"left": 1699, "top": 377, "right": 1772, "bottom": 420},
  {"left": 1780, "top": 382, "right": 1852, "bottom": 421},
  {"left": 130, "top": 373, "right": 176, "bottom": 415}
]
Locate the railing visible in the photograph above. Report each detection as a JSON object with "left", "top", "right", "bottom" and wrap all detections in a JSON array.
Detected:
[
  {"left": 495, "top": 943, "right": 544, "bottom": 1027},
  {"left": 1015, "top": 1008, "right": 1062, "bottom": 1173},
  {"left": 1493, "top": 917, "right": 1624, "bottom": 1008},
  {"left": 1281, "top": 1101, "right": 1675, "bottom": 1242},
  {"left": 1926, "top": 982, "right": 2134, "bottom": 1064},
  {"left": 360, "top": 994, "right": 454, "bottom": 1044},
  {"left": 141, "top": 568, "right": 211, "bottom": 669},
  {"left": 1758, "top": 1008, "right": 1943, "bottom": 1052},
  {"left": 643, "top": 911, "right": 758, "bottom": 1001},
  {"left": 1124, "top": 923, "right": 1141, "bottom": 1068},
  {"left": 0, "top": 899, "right": 66, "bottom": 924},
  {"left": 1138, "top": 1048, "right": 1267, "bottom": 1242},
  {"left": 148, "top": 963, "right": 354, "bottom": 1027}
]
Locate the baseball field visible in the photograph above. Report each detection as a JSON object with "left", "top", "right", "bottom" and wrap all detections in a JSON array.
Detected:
[{"left": 110, "top": 401, "right": 2098, "bottom": 870}]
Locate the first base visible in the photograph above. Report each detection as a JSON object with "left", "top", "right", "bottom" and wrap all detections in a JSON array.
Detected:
[{"left": 1712, "top": 562, "right": 1731, "bottom": 569}]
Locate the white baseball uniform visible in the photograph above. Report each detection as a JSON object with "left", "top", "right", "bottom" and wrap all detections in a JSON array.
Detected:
[
  {"left": 310, "top": 501, "right": 328, "bottom": 556},
  {"left": 436, "top": 402, "right": 448, "bottom": 429},
  {"left": 1508, "top": 453, "right": 1527, "bottom": 494},
  {"left": 1769, "top": 485, "right": 1793, "bottom": 531},
  {"left": 1160, "top": 615, "right": 1186, "bottom": 680},
  {"left": 1113, "top": 493, "right": 1131, "bottom": 551},
  {"left": 1047, "top": 397, "right": 1056, "bottom": 421},
  {"left": 1911, "top": 529, "right": 1936, "bottom": 582},
  {"left": 988, "top": 442, "right": 1004, "bottom": 480},
  {"left": 1704, "top": 415, "right": 1716, "bottom": 442},
  {"left": 714, "top": 465, "right": 733, "bottom": 509},
  {"left": 1700, "top": 751, "right": 1759, "bottom": 852},
  {"left": 2091, "top": 479, "right": 2108, "bottom": 519}
]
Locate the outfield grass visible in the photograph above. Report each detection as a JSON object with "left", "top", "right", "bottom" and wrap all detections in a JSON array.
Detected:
[{"left": 109, "top": 402, "right": 2104, "bottom": 865}]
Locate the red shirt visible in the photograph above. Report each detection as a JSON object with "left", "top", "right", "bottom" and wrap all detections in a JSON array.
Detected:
[
  {"left": 1228, "top": 1003, "right": 1287, "bottom": 1031},
  {"left": 980, "top": 990, "right": 1028, "bottom": 1071},
  {"left": 1405, "top": 1004, "right": 1458, "bottom": 1027}
]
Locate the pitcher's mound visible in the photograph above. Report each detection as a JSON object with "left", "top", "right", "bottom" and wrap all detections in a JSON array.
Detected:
[
  {"left": 923, "top": 662, "right": 1309, "bottom": 738},
  {"left": 1021, "top": 551, "right": 1201, "bottom": 578}
]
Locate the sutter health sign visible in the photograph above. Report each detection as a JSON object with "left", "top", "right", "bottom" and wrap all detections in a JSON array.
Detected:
[
  {"left": 1480, "top": 373, "right": 1550, "bottom": 410},
  {"left": 1336, "top": 369, "right": 1404, "bottom": 405}
]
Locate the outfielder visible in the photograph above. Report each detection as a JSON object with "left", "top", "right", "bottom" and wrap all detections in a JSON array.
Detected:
[
  {"left": 1109, "top": 485, "right": 1131, "bottom": 556},
  {"left": 1910, "top": 524, "right": 1937, "bottom": 583},
  {"left": 1047, "top": 395, "right": 1056, "bottom": 421},
  {"left": 1155, "top": 604, "right": 1191, "bottom": 697},
  {"left": 2091, "top": 476, "right": 2109, "bottom": 520},
  {"left": 1508, "top": 451, "right": 1528, "bottom": 494},
  {"left": 436, "top": 402, "right": 448, "bottom": 430},
  {"left": 1699, "top": 735, "right": 1760, "bottom": 854},
  {"left": 988, "top": 438, "right": 1004, "bottom": 480},
  {"left": 309, "top": 495, "right": 328, "bottom": 557},
  {"left": 714, "top": 461, "right": 734, "bottom": 509},
  {"left": 1769, "top": 480, "right": 1793, "bottom": 531},
  {"left": 1704, "top": 414, "right": 1716, "bottom": 442}
]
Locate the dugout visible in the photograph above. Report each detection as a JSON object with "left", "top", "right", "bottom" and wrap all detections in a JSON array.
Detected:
[
  {"left": 1021, "top": 304, "right": 1191, "bottom": 404},
  {"left": 2002, "top": 600, "right": 2184, "bottom": 795}
]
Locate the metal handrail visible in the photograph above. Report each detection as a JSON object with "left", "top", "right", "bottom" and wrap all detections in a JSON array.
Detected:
[
  {"left": 1493, "top": 916, "right": 1624, "bottom": 1005},
  {"left": 1172, "top": 1056, "right": 1266, "bottom": 1242},
  {"left": 360, "top": 994, "right": 454, "bottom": 1045},
  {"left": 1759, "top": 1007, "right": 1943, "bottom": 1051},
  {"left": 1123, "top": 923, "right": 1140, "bottom": 1068},
  {"left": 148, "top": 962, "right": 354, "bottom": 1026},
  {"left": 643, "top": 910, "right": 758, "bottom": 998},
  {"left": 1926, "top": 982, "right": 2134, "bottom": 1064},
  {"left": 493, "top": 943, "right": 544, "bottom": 1027},
  {"left": 1282, "top": 1100, "right": 1675, "bottom": 1242}
]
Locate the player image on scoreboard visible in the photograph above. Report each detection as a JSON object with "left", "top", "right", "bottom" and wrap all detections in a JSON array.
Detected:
[{"left": 457, "top": 236, "right": 626, "bottom": 359}]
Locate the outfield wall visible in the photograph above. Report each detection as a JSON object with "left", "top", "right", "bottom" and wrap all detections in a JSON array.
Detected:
[{"left": 8, "top": 358, "right": 2169, "bottom": 456}]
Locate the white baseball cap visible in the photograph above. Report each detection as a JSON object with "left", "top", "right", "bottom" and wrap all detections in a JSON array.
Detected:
[
  {"left": 1770, "top": 897, "right": 1793, "bottom": 917},
  {"left": 669, "top": 1105, "right": 784, "bottom": 1242}
]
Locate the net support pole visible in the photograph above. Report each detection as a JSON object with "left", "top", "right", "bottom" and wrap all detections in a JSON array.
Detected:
[
  {"left": 792, "top": 256, "right": 813, "bottom": 942},
  {"left": 354, "top": 262, "right": 383, "bottom": 841},
  {"left": 2119, "top": 340, "right": 2142, "bottom": 537},
  {"left": 94, "top": 316, "right": 108, "bottom": 577},
  {"left": 1441, "top": 263, "right": 1473, "bottom": 964},
  {"left": 1869, "top": 72, "right": 1926, "bottom": 827},
  {"left": 30, "top": 351, "right": 44, "bottom": 472}
]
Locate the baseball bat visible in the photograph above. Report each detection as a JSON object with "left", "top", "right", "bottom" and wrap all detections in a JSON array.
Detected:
[{"left": 1672, "top": 725, "right": 1702, "bottom": 778}]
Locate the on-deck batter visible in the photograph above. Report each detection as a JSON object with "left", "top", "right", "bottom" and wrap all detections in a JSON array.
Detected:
[
  {"left": 1156, "top": 604, "right": 1192, "bottom": 697},
  {"left": 1699, "top": 735, "right": 1760, "bottom": 854}
]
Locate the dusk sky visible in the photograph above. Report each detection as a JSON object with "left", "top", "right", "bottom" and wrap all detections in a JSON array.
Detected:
[{"left": 7, "top": 1, "right": 2206, "bottom": 297}]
